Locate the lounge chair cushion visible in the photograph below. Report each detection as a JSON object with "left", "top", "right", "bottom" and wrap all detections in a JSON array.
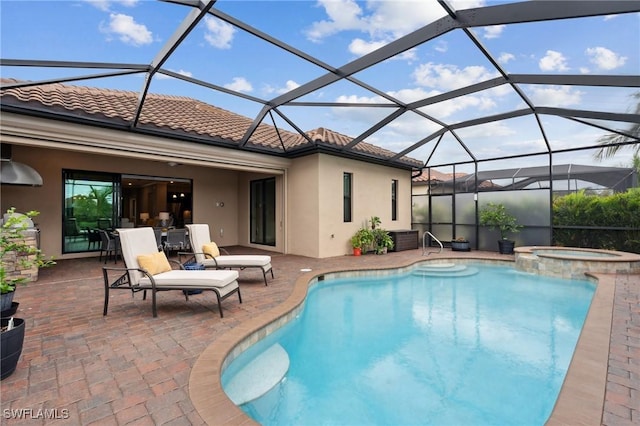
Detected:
[
  {"left": 202, "top": 242, "right": 221, "bottom": 258},
  {"left": 202, "top": 255, "right": 271, "bottom": 268},
  {"left": 137, "top": 251, "right": 172, "bottom": 275},
  {"left": 138, "top": 269, "right": 239, "bottom": 293}
]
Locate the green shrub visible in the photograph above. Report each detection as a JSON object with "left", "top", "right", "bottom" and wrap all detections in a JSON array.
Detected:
[{"left": 553, "top": 188, "right": 640, "bottom": 253}]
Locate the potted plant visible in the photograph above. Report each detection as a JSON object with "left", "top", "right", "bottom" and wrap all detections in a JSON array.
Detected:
[
  {"left": 373, "top": 228, "right": 394, "bottom": 254},
  {"left": 479, "top": 202, "right": 522, "bottom": 254},
  {"left": 1, "top": 207, "right": 55, "bottom": 380},
  {"left": 351, "top": 227, "right": 374, "bottom": 256},
  {"left": 369, "top": 216, "right": 381, "bottom": 230},
  {"left": 451, "top": 236, "right": 470, "bottom": 252}
]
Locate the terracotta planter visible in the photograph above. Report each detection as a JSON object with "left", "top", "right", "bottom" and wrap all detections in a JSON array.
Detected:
[
  {"left": 1, "top": 317, "right": 25, "bottom": 380},
  {"left": 353, "top": 247, "right": 362, "bottom": 256}
]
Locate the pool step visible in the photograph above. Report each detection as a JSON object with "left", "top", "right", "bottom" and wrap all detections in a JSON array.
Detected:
[
  {"left": 413, "top": 264, "right": 479, "bottom": 277},
  {"left": 224, "top": 343, "right": 289, "bottom": 405}
]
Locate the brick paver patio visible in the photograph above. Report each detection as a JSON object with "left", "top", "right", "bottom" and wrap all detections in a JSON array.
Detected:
[{"left": 1, "top": 248, "right": 637, "bottom": 425}]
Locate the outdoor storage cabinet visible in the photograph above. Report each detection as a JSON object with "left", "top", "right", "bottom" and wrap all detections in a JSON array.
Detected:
[{"left": 389, "top": 230, "right": 419, "bottom": 252}]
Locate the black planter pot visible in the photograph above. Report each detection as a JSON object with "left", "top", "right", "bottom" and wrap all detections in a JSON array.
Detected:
[
  {"left": 0, "top": 291, "right": 16, "bottom": 313},
  {"left": 1, "top": 302, "right": 19, "bottom": 318},
  {"left": 1, "top": 317, "right": 25, "bottom": 380},
  {"left": 451, "top": 241, "right": 471, "bottom": 252},
  {"left": 498, "top": 239, "right": 515, "bottom": 254}
]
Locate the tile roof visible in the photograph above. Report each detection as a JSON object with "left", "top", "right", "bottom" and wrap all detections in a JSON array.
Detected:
[
  {"left": 412, "top": 169, "right": 466, "bottom": 183},
  {"left": 0, "top": 78, "right": 422, "bottom": 168}
]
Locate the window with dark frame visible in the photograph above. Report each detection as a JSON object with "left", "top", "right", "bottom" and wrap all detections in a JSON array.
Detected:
[
  {"left": 343, "top": 172, "right": 352, "bottom": 222},
  {"left": 392, "top": 179, "right": 398, "bottom": 221}
]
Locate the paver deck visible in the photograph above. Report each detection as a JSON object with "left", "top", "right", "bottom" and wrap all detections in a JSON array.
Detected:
[{"left": 1, "top": 247, "right": 637, "bottom": 425}]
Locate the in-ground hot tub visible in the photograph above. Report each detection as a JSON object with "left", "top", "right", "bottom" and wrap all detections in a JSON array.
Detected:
[{"left": 515, "top": 246, "right": 640, "bottom": 279}]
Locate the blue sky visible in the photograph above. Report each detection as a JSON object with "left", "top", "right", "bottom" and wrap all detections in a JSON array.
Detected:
[{"left": 1, "top": 0, "right": 639, "bottom": 172}]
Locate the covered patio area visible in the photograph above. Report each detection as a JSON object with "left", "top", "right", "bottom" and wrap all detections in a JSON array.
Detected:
[{"left": 0, "top": 248, "right": 637, "bottom": 425}]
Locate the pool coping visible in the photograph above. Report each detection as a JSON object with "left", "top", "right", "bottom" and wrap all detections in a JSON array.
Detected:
[{"left": 189, "top": 256, "right": 614, "bottom": 425}]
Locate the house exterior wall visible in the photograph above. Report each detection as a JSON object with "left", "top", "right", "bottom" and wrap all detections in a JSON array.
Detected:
[
  {"left": 320, "top": 154, "right": 413, "bottom": 257},
  {"left": 289, "top": 154, "right": 414, "bottom": 258},
  {"left": 1, "top": 113, "right": 416, "bottom": 260},
  {"left": 286, "top": 155, "right": 321, "bottom": 257},
  {"left": 0, "top": 145, "right": 246, "bottom": 259}
]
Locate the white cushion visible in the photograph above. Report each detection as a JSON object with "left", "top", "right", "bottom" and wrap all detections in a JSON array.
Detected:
[
  {"left": 138, "top": 269, "right": 238, "bottom": 289},
  {"left": 186, "top": 224, "right": 272, "bottom": 269},
  {"left": 203, "top": 256, "right": 271, "bottom": 268}
]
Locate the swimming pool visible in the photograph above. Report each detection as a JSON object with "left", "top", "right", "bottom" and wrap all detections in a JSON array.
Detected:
[{"left": 221, "top": 263, "right": 595, "bottom": 425}]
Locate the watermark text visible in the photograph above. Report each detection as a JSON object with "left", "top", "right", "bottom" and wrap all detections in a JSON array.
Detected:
[{"left": 3, "top": 408, "right": 70, "bottom": 420}]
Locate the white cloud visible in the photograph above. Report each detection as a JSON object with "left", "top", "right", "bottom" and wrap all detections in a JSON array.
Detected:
[
  {"left": 304, "top": 0, "right": 450, "bottom": 64},
  {"left": 85, "top": 0, "right": 138, "bottom": 12},
  {"left": 539, "top": 50, "right": 569, "bottom": 72},
  {"left": 203, "top": 16, "right": 235, "bottom": 49},
  {"left": 483, "top": 25, "right": 504, "bottom": 39},
  {"left": 412, "top": 62, "right": 498, "bottom": 91},
  {"left": 348, "top": 38, "right": 387, "bottom": 56},
  {"left": 434, "top": 40, "right": 448, "bottom": 53},
  {"left": 263, "top": 80, "right": 301, "bottom": 95},
  {"left": 224, "top": 77, "right": 253, "bottom": 93},
  {"left": 101, "top": 13, "right": 152, "bottom": 46},
  {"left": 528, "top": 86, "right": 583, "bottom": 107},
  {"left": 388, "top": 87, "right": 440, "bottom": 104},
  {"left": 498, "top": 52, "right": 515, "bottom": 64},
  {"left": 418, "top": 94, "right": 495, "bottom": 120},
  {"left": 585, "top": 47, "right": 627, "bottom": 70},
  {"left": 156, "top": 69, "right": 193, "bottom": 80},
  {"left": 305, "top": 0, "right": 367, "bottom": 42},
  {"left": 348, "top": 38, "right": 416, "bottom": 60}
]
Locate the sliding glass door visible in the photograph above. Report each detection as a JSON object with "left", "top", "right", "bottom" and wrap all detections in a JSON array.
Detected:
[
  {"left": 250, "top": 178, "right": 276, "bottom": 246},
  {"left": 62, "top": 170, "right": 120, "bottom": 254}
]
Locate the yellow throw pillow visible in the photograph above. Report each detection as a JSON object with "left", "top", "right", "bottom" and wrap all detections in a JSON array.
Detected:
[
  {"left": 202, "top": 242, "right": 220, "bottom": 258},
  {"left": 137, "top": 251, "right": 172, "bottom": 275}
]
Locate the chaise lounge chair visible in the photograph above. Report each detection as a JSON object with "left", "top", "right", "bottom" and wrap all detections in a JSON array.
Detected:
[
  {"left": 185, "top": 224, "right": 274, "bottom": 286},
  {"left": 102, "top": 227, "right": 241, "bottom": 318}
]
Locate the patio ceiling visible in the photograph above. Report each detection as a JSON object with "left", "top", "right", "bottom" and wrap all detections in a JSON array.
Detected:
[{"left": 1, "top": 0, "right": 639, "bottom": 171}]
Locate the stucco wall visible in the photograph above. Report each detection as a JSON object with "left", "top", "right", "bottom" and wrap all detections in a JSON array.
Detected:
[
  {"left": 1, "top": 145, "right": 242, "bottom": 259},
  {"left": 287, "top": 155, "right": 321, "bottom": 257},
  {"left": 316, "top": 154, "right": 413, "bottom": 257}
]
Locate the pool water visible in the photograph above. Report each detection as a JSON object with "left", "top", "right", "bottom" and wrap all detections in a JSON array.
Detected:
[{"left": 222, "top": 264, "right": 595, "bottom": 426}]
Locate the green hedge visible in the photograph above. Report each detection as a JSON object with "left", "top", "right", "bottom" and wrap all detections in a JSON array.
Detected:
[{"left": 553, "top": 188, "right": 640, "bottom": 253}]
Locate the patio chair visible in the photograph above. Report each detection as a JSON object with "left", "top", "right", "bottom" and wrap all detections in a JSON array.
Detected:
[
  {"left": 153, "top": 227, "right": 163, "bottom": 250},
  {"left": 87, "top": 228, "right": 101, "bottom": 250},
  {"left": 185, "top": 224, "right": 273, "bottom": 286},
  {"left": 164, "top": 228, "right": 188, "bottom": 255},
  {"left": 98, "top": 229, "right": 119, "bottom": 264},
  {"left": 102, "top": 227, "right": 241, "bottom": 318}
]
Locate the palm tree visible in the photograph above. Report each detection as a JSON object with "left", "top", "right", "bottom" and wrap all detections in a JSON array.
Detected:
[{"left": 593, "top": 92, "right": 640, "bottom": 161}]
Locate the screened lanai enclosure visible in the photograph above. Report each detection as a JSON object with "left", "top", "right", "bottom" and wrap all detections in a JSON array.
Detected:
[
  {"left": 1, "top": 1, "right": 639, "bottom": 251},
  {"left": 412, "top": 163, "right": 639, "bottom": 252}
]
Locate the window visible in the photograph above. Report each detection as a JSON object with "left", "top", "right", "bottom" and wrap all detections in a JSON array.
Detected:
[
  {"left": 392, "top": 179, "right": 398, "bottom": 221},
  {"left": 343, "top": 172, "right": 352, "bottom": 222},
  {"left": 250, "top": 177, "right": 276, "bottom": 246}
]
